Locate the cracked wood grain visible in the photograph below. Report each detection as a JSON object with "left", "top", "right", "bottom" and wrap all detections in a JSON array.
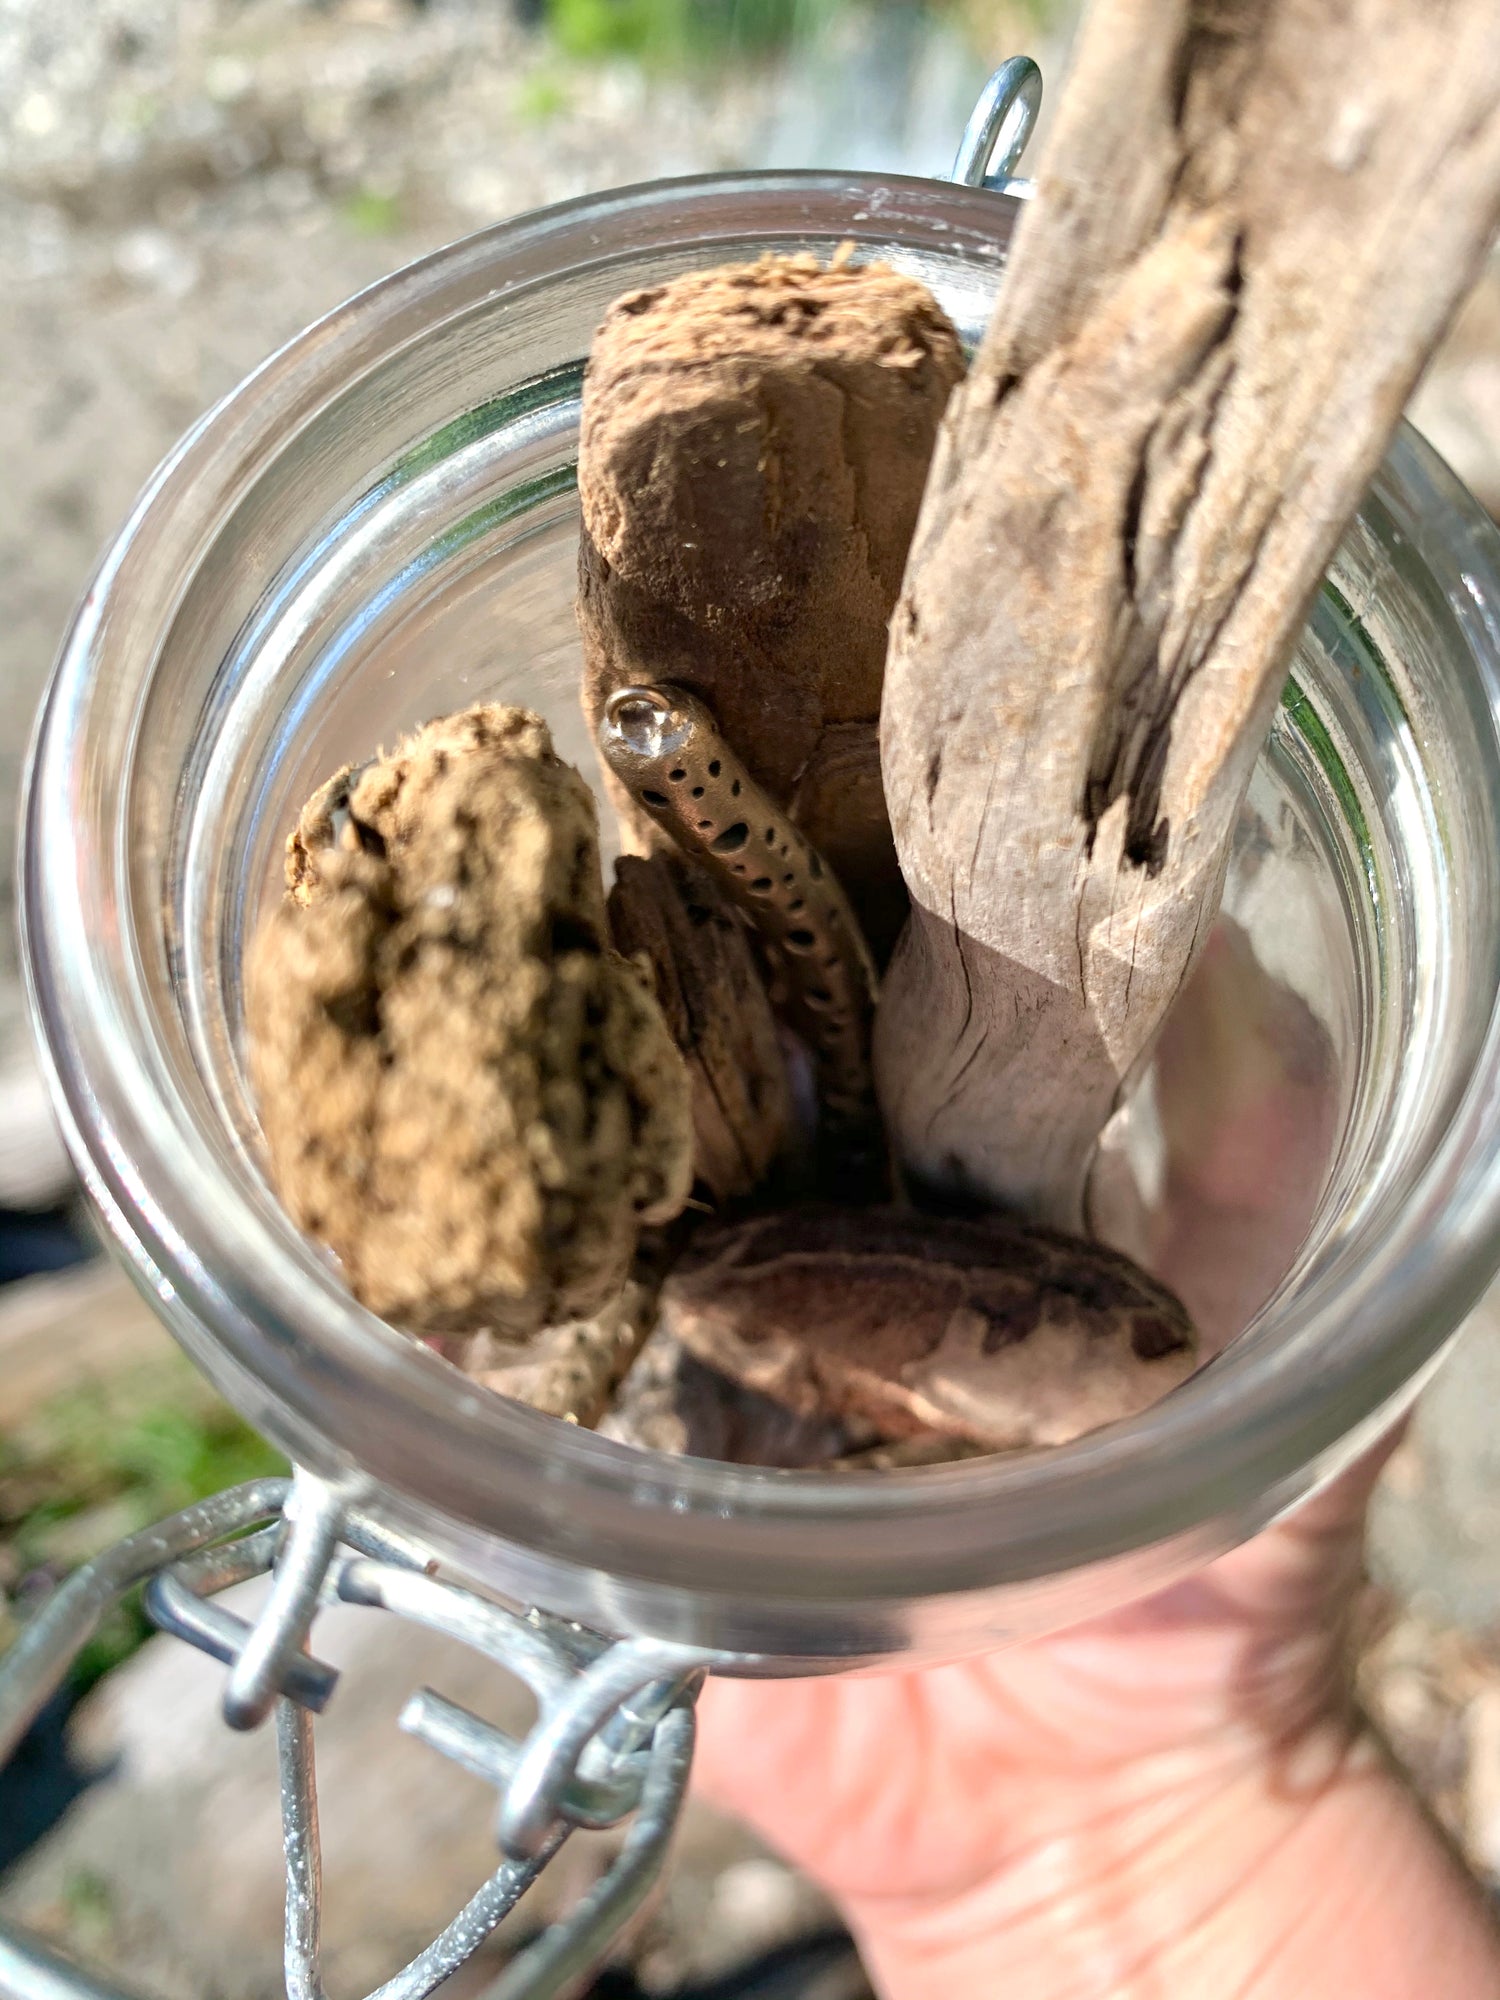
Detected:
[
  {"left": 607, "top": 849, "right": 793, "bottom": 1204},
  {"left": 876, "top": 0, "right": 1500, "bottom": 1231}
]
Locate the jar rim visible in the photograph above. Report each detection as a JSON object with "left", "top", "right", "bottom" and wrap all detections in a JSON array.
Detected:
[{"left": 21, "top": 168, "right": 1500, "bottom": 1623}]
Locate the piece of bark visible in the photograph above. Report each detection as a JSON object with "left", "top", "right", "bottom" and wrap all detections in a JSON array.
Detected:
[
  {"left": 598, "top": 1326, "right": 862, "bottom": 1467},
  {"left": 246, "top": 705, "right": 692, "bottom": 1336},
  {"left": 876, "top": 0, "right": 1500, "bottom": 1230},
  {"left": 659, "top": 1207, "right": 1196, "bottom": 1451},
  {"left": 578, "top": 250, "right": 966, "bottom": 967},
  {"left": 608, "top": 851, "right": 792, "bottom": 1203},
  {"left": 599, "top": 686, "right": 884, "bottom": 1193},
  {"left": 449, "top": 1280, "right": 656, "bottom": 1427}
]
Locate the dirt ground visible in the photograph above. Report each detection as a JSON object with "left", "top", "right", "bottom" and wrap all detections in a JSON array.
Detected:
[{"left": 0, "top": 0, "right": 1036, "bottom": 1023}]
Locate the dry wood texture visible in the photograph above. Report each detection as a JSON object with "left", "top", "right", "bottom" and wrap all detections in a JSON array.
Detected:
[
  {"left": 577, "top": 251, "right": 966, "bottom": 967},
  {"left": 877, "top": 0, "right": 1500, "bottom": 1230},
  {"left": 608, "top": 850, "right": 792, "bottom": 1203}
]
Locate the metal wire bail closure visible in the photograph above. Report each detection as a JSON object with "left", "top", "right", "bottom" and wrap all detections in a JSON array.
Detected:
[
  {"left": 0, "top": 1474, "right": 718, "bottom": 2000},
  {"left": 951, "top": 55, "right": 1043, "bottom": 195}
]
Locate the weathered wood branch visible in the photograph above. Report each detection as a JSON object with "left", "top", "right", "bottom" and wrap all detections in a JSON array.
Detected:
[{"left": 877, "top": 0, "right": 1500, "bottom": 1230}]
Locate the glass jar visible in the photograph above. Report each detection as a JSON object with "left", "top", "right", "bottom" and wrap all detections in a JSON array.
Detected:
[{"left": 21, "top": 170, "right": 1500, "bottom": 1670}]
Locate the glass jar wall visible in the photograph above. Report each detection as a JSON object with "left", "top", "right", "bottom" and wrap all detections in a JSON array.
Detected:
[{"left": 22, "top": 172, "right": 1500, "bottom": 1666}]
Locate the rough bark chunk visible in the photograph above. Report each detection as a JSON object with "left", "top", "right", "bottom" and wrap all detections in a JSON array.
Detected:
[
  {"left": 448, "top": 1280, "right": 657, "bottom": 1427},
  {"left": 599, "top": 1325, "right": 862, "bottom": 1466},
  {"left": 659, "top": 1206, "right": 1196, "bottom": 1450},
  {"left": 247, "top": 704, "right": 692, "bottom": 1335},
  {"left": 577, "top": 250, "right": 966, "bottom": 966},
  {"left": 608, "top": 850, "right": 792, "bottom": 1203}
]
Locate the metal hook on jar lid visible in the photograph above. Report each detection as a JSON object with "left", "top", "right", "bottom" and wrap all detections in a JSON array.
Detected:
[{"left": 951, "top": 55, "right": 1042, "bottom": 197}]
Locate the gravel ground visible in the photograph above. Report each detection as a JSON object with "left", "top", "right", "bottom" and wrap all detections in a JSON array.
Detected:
[{"left": 0, "top": 0, "right": 1038, "bottom": 1008}]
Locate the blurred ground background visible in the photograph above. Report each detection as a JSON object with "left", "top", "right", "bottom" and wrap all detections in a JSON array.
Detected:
[{"left": 2, "top": 2, "right": 1500, "bottom": 1995}]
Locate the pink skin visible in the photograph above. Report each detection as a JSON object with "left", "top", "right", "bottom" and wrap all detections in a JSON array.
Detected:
[
  {"left": 694, "top": 935, "right": 1500, "bottom": 1998},
  {"left": 1148, "top": 921, "right": 1342, "bottom": 1349},
  {"left": 696, "top": 1449, "right": 1500, "bottom": 1998}
]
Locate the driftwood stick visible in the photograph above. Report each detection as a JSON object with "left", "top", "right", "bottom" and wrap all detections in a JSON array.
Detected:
[{"left": 877, "top": 0, "right": 1500, "bottom": 1230}]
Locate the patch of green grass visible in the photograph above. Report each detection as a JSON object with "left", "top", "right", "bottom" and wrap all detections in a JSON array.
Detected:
[
  {"left": 1, "top": 1354, "right": 287, "bottom": 1694},
  {"left": 62, "top": 1868, "right": 116, "bottom": 1944},
  {"left": 544, "top": 0, "right": 683, "bottom": 63},
  {"left": 515, "top": 70, "right": 573, "bottom": 123},
  {"left": 539, "top": 0, "right": 1073, "bottom": 69},
  {"left": 542, "top": 0, "right": 845, "bottom": 66},
  {"left": 1282, "top": 667, "right": 1378, "bottom": 920},
  {"left": 341, "top": 187, "right": 404, "bottom": 237}
]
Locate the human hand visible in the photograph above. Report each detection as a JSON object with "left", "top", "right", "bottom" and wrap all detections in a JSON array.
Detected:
[
  {"left": 695, "top": 1443, "right": 1377, "bottom": 1893},
  {"left": 695, "top": 1451, "right": 1499, "bottom": 1999}
]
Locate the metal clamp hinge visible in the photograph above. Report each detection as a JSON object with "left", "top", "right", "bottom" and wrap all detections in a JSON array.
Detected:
[{"left": 0, "top": 1473, "right": 725, "bottom": 2000}]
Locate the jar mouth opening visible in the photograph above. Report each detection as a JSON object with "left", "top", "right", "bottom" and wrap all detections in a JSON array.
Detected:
[{"left": 21, "top": 170, "right": 1500, "bottom": 1609}]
